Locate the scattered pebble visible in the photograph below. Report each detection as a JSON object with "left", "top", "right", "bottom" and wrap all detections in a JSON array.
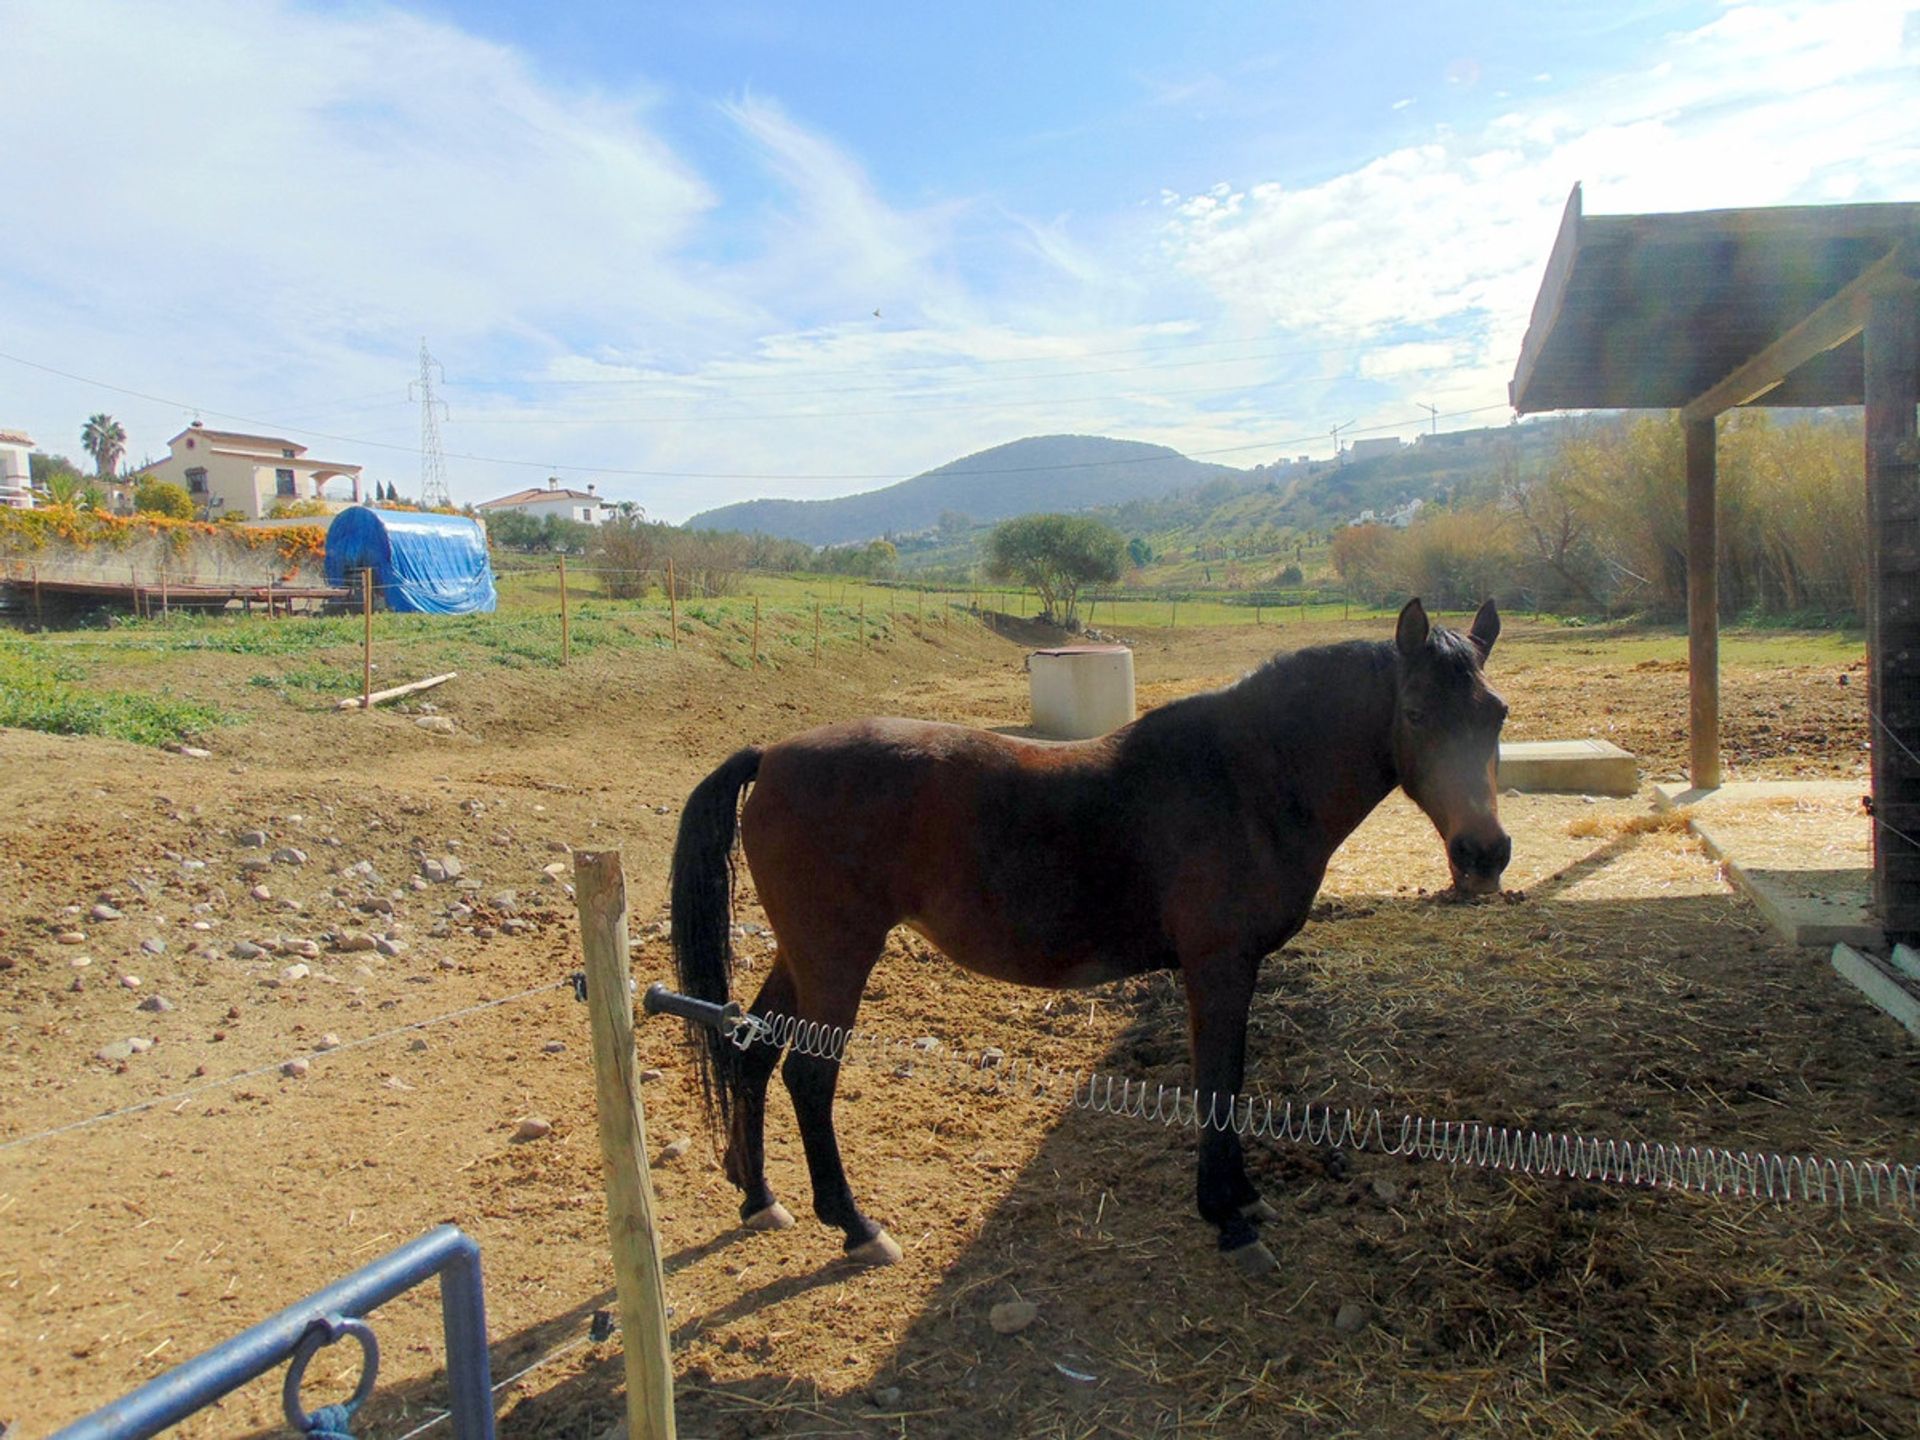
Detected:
[
  {"left": 1370, "top": 1178, "right": 1400, "bottom": 1206},
  {"left": 409, "top": 1038, "right": 429, "bottom": 1052},
  {"left": 232, "top": 941, "right": 265, "bottom": 959},
  {"left": 911, "top": 1036, "right": 941, "bottom": 1052},
  {"left": 542, "top": 1040, "right": 567, "bottom": 1054},
  {"left": 659, "top": 1137, "right": 693, "bottom": 1163},
  {"left": 174, "top": 745, "right": 212, "bottom": 760},
  {"left": 282, "top": 1057, "right": 310, "bottom": 1079},
  {"left": 869, "top": 1386, "right": 903, "bottom": 1409},
  {"left": 514, "top": 1116, "right": 552, "bottom": 1142},
  {"left": 95, "top": 1039, "right": 137, "bottom": 1063},
  {"left": 126, "top": 1036, "right": 153, "bottom": 1054},
  {"left": 1334, "top": 1301, "right": 1369, "bottom": 1334},
  {"left": 237, "top": 830, "right": 269, "bottom": 849},
  {"left": 374, "top": 938, "right": 405, "bottom": 958},
  {"left": 640, "top": 1068, "right": 663, "bottom": 1083},
  {"left": 55, "top": 931, "right": 87, "bottom": 945},
  {"left": 281, "top": 963, "right": 311, "bottom": 983},
  {"left": 90, "top": 903, "right": 124, "bottom": 922},
  {"left": 989, "top": 1300, "right": 1038, "bottom": 1335},
  {"left": 141, "top": 938, "right": 167, "bottom": 956},
  {"left": 120, "top": 974, "right": 141, "bottom": 990},
  {"left": 273, "top": 848, "right": 308, "bottom": 866},
  {"left": 315, "top": 1033, "right": 341, "bottom": 1051},
  {"left": 416, "top": 716, "right": 457, "bottom": 735},
  {"left": 137, "top": 995, "right": 174, "bottom": 1013},
  {"left": 69, "top": 955, "right": 91, "bottom": 969}
]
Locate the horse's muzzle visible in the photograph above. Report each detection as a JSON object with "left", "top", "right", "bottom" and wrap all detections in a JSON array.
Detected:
[{"left": 1447, "top": 831, "right": 1511, "bottom": 895}]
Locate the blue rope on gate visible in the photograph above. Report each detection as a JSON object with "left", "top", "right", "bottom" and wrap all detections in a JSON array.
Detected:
[{"left": 301, "top": 1400, "right": 360, "bottom": 1439}]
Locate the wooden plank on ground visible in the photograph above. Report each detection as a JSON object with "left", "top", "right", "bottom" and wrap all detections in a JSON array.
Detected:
[
  {"left": 1831, "top": 943, "right": 1920, "bottom": 1041},
  {"left": 331, "top": 672, "right": 458, "bottom": 711}
]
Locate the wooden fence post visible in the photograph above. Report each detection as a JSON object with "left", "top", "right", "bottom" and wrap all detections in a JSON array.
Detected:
[
  {"left": 752, "top": 594, "right": 761, "bottom": 669},
  {"left": 361, "top": 569, "right": 374, "bottom": 711},
  {"left": 559, "top": 555, "right": 571, "bottom": 665},
  {"left": 159, "top": 564, "right": 169, "bottom": 619},
  {"left": 574, "top": 849, "right": 678, "bottom": 1440},
  {"left": 858, "top": 596, "right": 865, "bottom": 650},
  {"left": 813, "top": 601, "right": 821, "bottom": 662},
  {"left": 667, "top": 558, "right": 679, "bottom": 650}
]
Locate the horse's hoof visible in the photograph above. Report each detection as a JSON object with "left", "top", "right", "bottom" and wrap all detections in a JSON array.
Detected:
[
  {"left": 1225, "top": 1239, "right": 1277, "bottom": 1277},
  {"left": 846, "top": 1230, "right": 903, "bottom": 1266},
  {"left": 743, "top": 1202, "right": 796, "bottom": 1232},
  {"left": 1240, "top": 1197, "right": 1281, "bottom": 1225}
]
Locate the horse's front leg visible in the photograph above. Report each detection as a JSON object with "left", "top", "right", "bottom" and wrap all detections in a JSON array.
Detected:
[{"left": 1181, "top": 950, "right": 1274, "bottom": 1275}]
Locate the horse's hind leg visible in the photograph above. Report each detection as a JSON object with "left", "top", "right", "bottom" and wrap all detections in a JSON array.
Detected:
[
  {"left": 779, "top": 930, "right": 899, "bottom": 1264},
  {"left": 726, "top": 959, "right": 798, "bottom": 1232}
]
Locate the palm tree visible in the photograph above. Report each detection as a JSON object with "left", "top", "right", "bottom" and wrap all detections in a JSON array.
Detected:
[{"left": 81, "top": 413, "right": 127, "bottom": 477}]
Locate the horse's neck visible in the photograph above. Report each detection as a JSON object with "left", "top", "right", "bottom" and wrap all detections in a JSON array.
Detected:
[{"left": 1238, "top": 645, "right": 1400, "bottom": 846}]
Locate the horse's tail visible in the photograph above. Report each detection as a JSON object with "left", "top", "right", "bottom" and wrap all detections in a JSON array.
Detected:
[{"left": 669, "top": 745, "right": 763, "bottom": 1128}]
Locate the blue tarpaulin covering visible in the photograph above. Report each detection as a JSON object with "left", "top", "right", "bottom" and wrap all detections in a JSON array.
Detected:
[{"left": 324, "top": 508, "right": 497, "bottom": 614}]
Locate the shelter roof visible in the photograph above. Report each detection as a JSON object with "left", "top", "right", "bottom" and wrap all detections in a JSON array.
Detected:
[
  {"left": 0, "top": 429, "right": 34, "bottom": 446},
  {"left": 1510, "top": 186, "right": 1920, "bottom": 415}
]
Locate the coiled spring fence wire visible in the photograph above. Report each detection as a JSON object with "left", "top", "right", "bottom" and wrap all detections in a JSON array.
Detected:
[{"left": 707, "top": 1004, "right": 1919, "bottom": 1210}]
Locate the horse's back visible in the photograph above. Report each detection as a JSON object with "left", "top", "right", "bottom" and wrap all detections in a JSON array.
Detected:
[{"left": 740, "top": 716, "right": 1156, "bottom": 984}]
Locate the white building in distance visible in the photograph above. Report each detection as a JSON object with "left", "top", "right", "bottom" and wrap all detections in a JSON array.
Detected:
[
  {"left": 0, "top": 428, "right": 33, "bottom": 507},
  {"left": 476, "top": 477, "right": 608, "bottom": 526},
  {"left": 142, "top": 422, "right": 366, "bottom": 521}
]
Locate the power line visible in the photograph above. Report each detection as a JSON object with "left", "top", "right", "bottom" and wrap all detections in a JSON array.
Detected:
[{"left": 0, "top": 347, "right": 1510, "bottom": 482}]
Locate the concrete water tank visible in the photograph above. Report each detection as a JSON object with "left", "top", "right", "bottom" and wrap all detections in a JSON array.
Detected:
[{"left": 1028, "top": 644, "right": 1136, "bottom": 739}]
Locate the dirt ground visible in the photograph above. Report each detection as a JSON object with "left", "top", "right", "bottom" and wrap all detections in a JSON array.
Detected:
[{"left": 3, "top": 610, "right": 1916, "bottom": 1439}]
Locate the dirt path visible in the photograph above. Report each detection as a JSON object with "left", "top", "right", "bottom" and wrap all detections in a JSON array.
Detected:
[{"left": 3, "top": 613, "right": 1914, "bottom": 1438}]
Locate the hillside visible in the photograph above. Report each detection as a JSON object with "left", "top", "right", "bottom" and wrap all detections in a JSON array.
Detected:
[{"left": 686, "top": 435, "right": 1243, "bottom": 545}]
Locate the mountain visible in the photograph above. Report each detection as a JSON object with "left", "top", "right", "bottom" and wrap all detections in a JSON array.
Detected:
[{"left": 685, "top": 435, "right": 1244, "bottom": 545}]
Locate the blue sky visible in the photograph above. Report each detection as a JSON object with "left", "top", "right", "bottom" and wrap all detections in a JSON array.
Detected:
[{"left": 3, "top": 1, "right": 1916, "bottom": 520}]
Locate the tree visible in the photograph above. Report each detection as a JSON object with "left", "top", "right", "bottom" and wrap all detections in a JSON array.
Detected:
[
  {"left": 133, "top": 477, "right": 194, "bottom": 519},
  {"left": 983, "top": 513, "right": 1122, "bottom": 624},
  {"left": 1126, "top": 536, "right": 1154, "bottom": 569},
  {"left": 39, "top": 465, "right": 84, "bottom": 506},
  {"left": 31, "top": 451, "right": 84, "bottom": 493},
  {"left": 81, "top": 414, "right": 127, "bottom": 477}
]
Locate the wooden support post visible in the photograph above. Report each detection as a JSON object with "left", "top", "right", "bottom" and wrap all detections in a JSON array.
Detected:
[
  {"left": 1865, "top": 281, "right": 1920, "bottom": 940},
  {"left": 1684, "top": 415, "right": 1721, "bottom": 790},
  {"left": 813, "top": 601, "right": 821, "bottom": 662},
  {"left": 574, "top": 849, "right": 678, "bottom": 1440},
  {"left": 559, "top": 555, "right": 571, "bottom": 665},
  {"left": 361, "top": 568, "right": 374, "bottom": 711},
  {"left": 859, "top": 596, "right": 865, "bottom": 650},
  {"left": 32, "top": 563, "right": 42, "bottom": 630},
  {"left": 667, "top": 558, "right": 679, "bottom": 650},
  {"left": 752, "top": 594, "right": 761, "bottom": 669},
  {"left": 159, "top": 565, "right": 169, "bottom": 619},
  {"left": 266, "top": 571, "right": 275, "bottom": 620}
]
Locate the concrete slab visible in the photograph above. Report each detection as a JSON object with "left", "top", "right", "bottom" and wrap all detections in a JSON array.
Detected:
[
  {"left": 1651, "top": 781, "right": 1881, "bottom": 948},
  {"left": 1497, "top": 739, "right": 1639, "bottom": 797}
]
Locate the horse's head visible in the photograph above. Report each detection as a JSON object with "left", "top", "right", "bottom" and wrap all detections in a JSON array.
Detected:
[{"left": 1391, "top": 597, "right": 1510, "bottom": 896}]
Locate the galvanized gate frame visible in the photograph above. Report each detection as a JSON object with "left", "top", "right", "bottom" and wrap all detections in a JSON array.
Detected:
[{"left": 50, "top": 1224, "right": 494, "bottom": 1440}]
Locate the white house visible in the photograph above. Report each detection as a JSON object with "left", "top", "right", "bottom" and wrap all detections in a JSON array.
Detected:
[
  {"left": 141, "top": 422, "right": 366, "bottom": 521},
  {"left": 0, "top": 428, "right": 33, "bottom": 508},
  {"left": 476, "top": 477, "right": 607, "bottom": 526}
]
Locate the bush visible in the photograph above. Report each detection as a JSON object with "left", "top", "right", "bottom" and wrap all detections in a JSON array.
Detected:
[{"left": 133, "top": 478, "right": 194, "bottom": 519}]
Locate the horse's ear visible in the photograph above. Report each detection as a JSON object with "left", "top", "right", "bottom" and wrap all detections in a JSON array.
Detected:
[
  {"left": 1395, "top": 598, "right": 1430, "bottom": 657},
  {"left": 1469, "top": 598, "right": 1500, "bottom": 660}
]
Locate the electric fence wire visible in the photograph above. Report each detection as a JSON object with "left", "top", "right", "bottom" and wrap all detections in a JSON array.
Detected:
[{"left": 712, "top": 1007, "right": 1919, "bottom": 1209}]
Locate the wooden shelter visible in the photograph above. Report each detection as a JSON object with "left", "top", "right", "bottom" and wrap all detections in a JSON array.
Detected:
[{"left": 1510, "top": 185, "right": 1920, "bottom": 939}]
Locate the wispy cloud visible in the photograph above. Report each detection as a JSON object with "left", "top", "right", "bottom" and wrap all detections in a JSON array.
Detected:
[{"left": 4, "top": 0, "right": 1916, "bottom": 521}]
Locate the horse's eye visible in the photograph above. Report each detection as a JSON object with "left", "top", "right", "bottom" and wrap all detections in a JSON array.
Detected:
[{"left": 1403, "top": 707, "right": 1426, "bottom": 726}]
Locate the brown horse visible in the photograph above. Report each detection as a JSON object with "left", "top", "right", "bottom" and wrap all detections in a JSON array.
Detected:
[{"left": 670, "top": 598, "right": 1509, "bottom": 1271}]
